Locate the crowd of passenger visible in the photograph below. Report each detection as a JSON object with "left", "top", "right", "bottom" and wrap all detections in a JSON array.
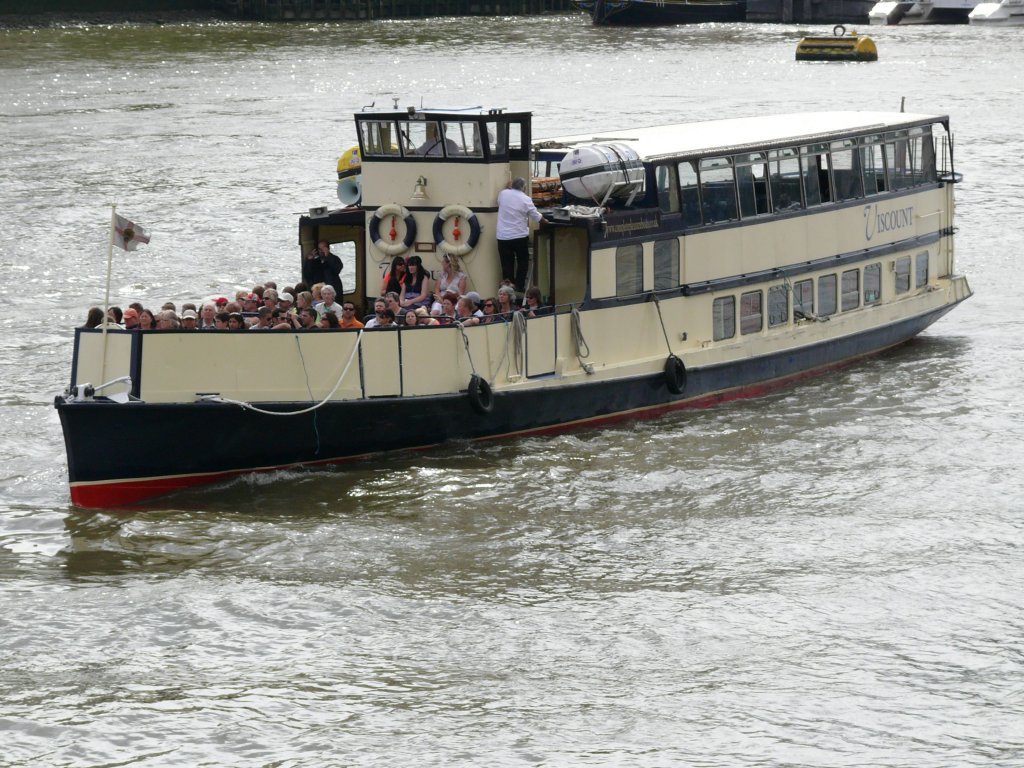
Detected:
[{"left": 81, "top": 252, "right": 549, "bottom": 333}]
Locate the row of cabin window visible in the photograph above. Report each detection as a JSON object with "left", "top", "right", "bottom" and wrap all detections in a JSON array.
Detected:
[
  {"left": 711, "top": 252, "right": 930, "bottom": 341},
  {"left": 358, "top": 118, "right": 526, "bottom": 160},
  {"left": 656, "top": 127, "right": 937, "bottom": 227}
]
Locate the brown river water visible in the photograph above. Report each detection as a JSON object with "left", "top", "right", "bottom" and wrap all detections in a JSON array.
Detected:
[{"left": 0, "top": 16, "right": 1021, "bottom": 767}]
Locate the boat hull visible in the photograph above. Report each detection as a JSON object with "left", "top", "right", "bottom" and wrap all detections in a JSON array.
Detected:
[
  {"left": 575, "top": 0, "right": 746, "bottom": 25},
  {"left": 56, "top": 300, "right": 961, "bottom": 508}
]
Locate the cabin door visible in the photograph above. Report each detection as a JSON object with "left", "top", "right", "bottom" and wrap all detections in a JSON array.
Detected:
[{"left": 528, "top": 228, "right": 589, "bottom": 378}]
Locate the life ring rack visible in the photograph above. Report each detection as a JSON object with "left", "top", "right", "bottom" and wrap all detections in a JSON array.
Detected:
[
  {"left": 433, "top": 204, "right": 481, "bottom": 257},
  {"left": 369, "top": 203, "right": 417, "bottom": 256}
]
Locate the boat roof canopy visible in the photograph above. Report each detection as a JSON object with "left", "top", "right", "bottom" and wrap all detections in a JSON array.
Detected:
[{"left": 536, "top": 111, "right": 950, "bottom": 162}]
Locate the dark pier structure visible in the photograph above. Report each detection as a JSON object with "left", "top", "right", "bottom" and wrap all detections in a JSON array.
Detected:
[{"left": 221, "top": 0, "right": 572, "bottom": 18}]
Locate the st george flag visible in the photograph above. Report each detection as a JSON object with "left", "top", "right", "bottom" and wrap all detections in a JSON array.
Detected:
[{"left": 113, "top": 213, "right": 151, "bottom": 251}]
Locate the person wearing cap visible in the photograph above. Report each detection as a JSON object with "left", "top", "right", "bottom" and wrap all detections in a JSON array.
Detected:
[
  {"left": 122, "top": 307, "right": 140, "bottom": 330},
  {"left": 180, "top": 309, "right": 198, "bottom": 330},
  {"left": 278, "top": 292, "right": 295, "bottom": 314},
  {"left": 497, "top": 177, "right": 544, "bottom": 291}
]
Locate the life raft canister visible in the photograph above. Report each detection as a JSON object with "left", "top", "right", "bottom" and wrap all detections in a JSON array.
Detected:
[
  {"left": 369, "top": 204, "right": 417, "bottom": 256},
  {"left": 433, "top": 204, "right": 481, "bottom": 257}
]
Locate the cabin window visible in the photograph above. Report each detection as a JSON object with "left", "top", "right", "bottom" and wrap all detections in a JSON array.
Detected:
[
  {"left": 654, "top": 238, "right": 679, "bottom": 290},
  {"left": 740, "top": 290, "right": 763, "bottom": 334},
  {"left": 915, "top": 251, "right": 929, "bottom": 288},
  {"left": 911, "top": 126, "right": 937, "bottom": 184},
  {"left": 699, "top": 157, "right": 738, "bottom": 223},
  {"left": 678, "top": 160, "right": 702, "bottom": 226},
  {"left": 864, "top": 263, "right": 882, "bottom": 303},
  {"left": 800, "top": 145, "right": 826, "bottom": 206},
  {"left": 442, "top": 121, "right": 484, "bottom": 157},
  {"left": 713, "top": 296, "right": 736, "bottom": 341},
  {"left": 860, "top": 136, "right": 886, "bottom": 196},
  {"left": 831, "top": 139, "right": 863, "bottom": 201},
  {"left": 615, "top": 243, "right": 644, "bottom": 296},
  {"left": 818, "top": 274, "right": 838, "bottom": 317},
  {"left": 359, "top": 120, "right": 400, "bottom": 157},
  {"left": 895, "top": 256, "right": 911, "bottom": 294},
  {"left": 400, "top": 120, "right": 443, "bottom": 156},
  {"left": 768, "top": 148, "right": 802, "bottom": 211},
  {"left": 736, "top": 152, "right": 770, "bottom": 218},
  {"left": 841, "top": 269, "right": 860, "bottom": 311},
  {"left": 768, "top": 285, "right": 789, "bottom": 327},
  {"left": 508, "top": 120, "right": 530, "bottom": 159},
  {"left": 487, "top": 121, "right": 508, "bottom": 159},
  {"left": 793, "top": 279, "right": 814, "bottom": 318},
  {"left": 656, "top": 164, "right": 678, "bottom": 214},
  {"left": 884, "top": 130, "right": 913, "bottom": 191}
]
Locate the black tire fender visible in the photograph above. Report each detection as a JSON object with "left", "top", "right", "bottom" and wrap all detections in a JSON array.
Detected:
[
  {"left": 467, "top": 374, "right": 493, "bottom": 414},
  {"left": 664, "top": 355, "right": 687, "bottom": 395}
]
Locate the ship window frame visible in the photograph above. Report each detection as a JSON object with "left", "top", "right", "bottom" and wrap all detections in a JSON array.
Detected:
[
  {"left": 615, "top": 243, "right": 644, "bottom": 297},
  {"left": 915, "top": 250, "right": 929, "bottom": 288},
  {"left": 894, "top": 255, "right": 912, "bottom": 294},
  {"left": 831, "top": 138, "right": 864, "bottom": 201},
  {"left": 678, "top": 159, "right": 702, "bottom": 227},
  {"left": 713, "top": 296, "right": 736, "bottom": 341},
  {"left": 800, "top": 144, "right": 828, "bottom": 207},
  {"left": 860, "top": 135, "right": 886, "bottom": 196},
  {"left": 699, "top": 156, "right": 738, "bottom": 223},
  {"left": 768, "top": 148, "right": 803, "bottom": 212},
  {"left": 358, "top": 119, "right": 401, "bottom": 157},
  {"left": 864, "top": 263, "right": 882, "bottom": 304},
  {"left": 818, "top": 273, "right": 838, "bottom": 317},
  {"left": 740, "top": 290, "right": 763, "bottom": 335},
  {"left": 735, "top": 151, "right": 771, "bottom": 219},
  {"left": 655, "top": 164, "right": 678, "bottom": 214},
  {"left": 653, "top": 238, "right": 680, "bottom": 290},
  {"left": 768, "top": 285, "right": 789, "bottom": 328},
  {"left": 841, "top": 269, "right": 860, "bottom": 312},
  {"left": 793, "top": 279, "right": 814, "bottom": 318}
]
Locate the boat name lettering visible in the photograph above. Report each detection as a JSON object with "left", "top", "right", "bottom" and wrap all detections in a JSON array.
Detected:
[
  {"left": 864, "top": 203, "right": 914, "bottom": 241},
  {"left": 604, "top": 219, "right": 660, "bottom": 234}
]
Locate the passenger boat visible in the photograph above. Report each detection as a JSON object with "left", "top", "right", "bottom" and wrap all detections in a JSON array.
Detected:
[
  {"left": 55, "top": 105, "right": 972, "bottom": 508},
  {"left": 969, "top": 0, "right": 1024, "bottom": 23},
  {"left": 572, "top": 0, "right": 746, "bottom": 25}
]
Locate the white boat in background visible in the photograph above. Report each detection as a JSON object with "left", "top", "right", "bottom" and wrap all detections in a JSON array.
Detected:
[
  {"left": 969, "top": 0, "right": 1024, "bottom": 22},
  {"left": 869, "top": 0, "right": 979, "bottom": 22}
]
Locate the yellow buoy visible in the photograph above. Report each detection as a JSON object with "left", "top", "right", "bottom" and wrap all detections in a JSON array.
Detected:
[{"left": 796, "top": 25, "right": 878, "bottom": 62}]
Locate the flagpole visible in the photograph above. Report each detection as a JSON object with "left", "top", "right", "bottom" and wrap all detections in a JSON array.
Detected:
[{"left": 100, "top": 204, "right": 116, "bottom": 383}]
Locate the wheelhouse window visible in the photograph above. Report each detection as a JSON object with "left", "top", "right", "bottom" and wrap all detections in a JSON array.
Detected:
[
  {"left": 486, "top": 121, "right": 507, "bottom": 159},
  {"left": 656, "top": 164, "right": 678, "bottom": 214},
  {"left": 841, "top": 269, "right": 860, "bottom": 311},
  {"left": 442, "top": 121, "right": 484, "bottom": 157},
  {"left": 793, "top": 279, "right": 814, "bottom": 318},
  {"left": 818, "top": 274, "right": 837, "bottom": 317},
  {"left": 678, "top": 160, "right": 702, "bottom": 227},
  {"left": 713, "top": 296, "right": 736, "bottom": 341},
  {"left": 654, "top": 238, "right": 679, "bottom": 290},
  {"left": 359, "top": 120, "right": 401, "bottom": 157},
  {"left": 864, "top": 263, "right": 882, "bottom": 304},
  {"left": 831, "top": 139, "right": 863, "bottom": 201},
  {"left": 768, "top": 148, "right": 802, "bottom": 211},
  {"left": 915, "top": 251, "right": 929, "bottom": 288},
  {"left": 895, "top": 255, "right": 911, "bottom": 294},
  {"left": 736, "top": 152, "right": 770, "bottom": 218},
  {"left": 740, "top": 290, "right": 763, "bottom": 334},
  {"left": 699, "top": 157, "right": 738, "bottom": 223},
  {"left": 768, "top": 285, "right": 789, "bottom": 327},
  {"left": 615, "top": 243, "right": 643, "bottom": 296}
]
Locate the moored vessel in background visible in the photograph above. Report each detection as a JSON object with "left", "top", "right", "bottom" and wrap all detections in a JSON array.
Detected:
[
  {"left": 969, "top": 0, "right": 1024, "bottom": 22},
  {"left": 55, "top": 104, "right": 972, "bottom": 508},
  {"left": 572, "top": 0, "right": 746, "bottom": 24}
]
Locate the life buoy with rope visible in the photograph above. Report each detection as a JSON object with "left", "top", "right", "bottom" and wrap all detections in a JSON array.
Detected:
[
  {"left": 369, "top": 203, "right": 417, "bottom": 256},
  {"left": 467, "top": 374, "right": 493, "bottom": 414},
  {"left": 433, "top": 204, "right": 481, "bottom": 257},
  {"left": 664, "top": 355, "right": 687, "bottom": 395}
]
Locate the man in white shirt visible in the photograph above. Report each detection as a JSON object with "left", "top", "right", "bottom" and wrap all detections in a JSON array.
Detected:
[{"left": 496, "top": 177, "right": 543, "bottom": 291}]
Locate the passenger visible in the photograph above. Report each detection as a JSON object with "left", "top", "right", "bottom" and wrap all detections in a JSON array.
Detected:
[
  {"left": 156, "top": 310, "right": 179, "bottom": 330},
  {"left": 83, "top": 307, "right": 104, "bottom": 328},
  {"left": 416, "top": 122, "right": 459, "bottom": 156},
  {"left": 262, "top": 288, "right": 279, "bottom": 312},
  {"left": 250, "top": 306, "right": 273, "bottom": 330},
  {"left": 278, "top": 292, "right": 295, "bottom": 314},
  {"left": 297, "top": 306, "right": 319, "bottom": 329},
  {"left": 319, "top": 312, "right": 340, "bottom": 329},
  {"left": 138, "top": 308, "right": 156, "bottom": 330},
  {"left": 310, "top": 282, "right": 324, "bottom": 305},
  {"left": 385, "top": 291, "right": 405, "bottom": 324},
  {"left": 214, "top": 311, "right": 229, "bottom": 329},
  {"left": 521, "top": 286, "right": 548, "bottom": 318},
  {"left": 318, "top": 285, "right": 344, "bottom": 322},
  {"left": 400, "top": 254, "right": 432, "bottom": 311},
  {"left": 433, "top": 252, "right": 467, "bottom": 310},
  {"left": 180, "top": 309, "right": 198, "bottom": 330},
  {"left": 378, "top": 308, "right": 397, "bottom": 327},
  {"left": 197, "top": 302, "right": 217, "bottom": 330},
  {"left": 226, "top": 312, "right": 246, "bottom": 330},
  {"left": 241, "top": 292, "right": 261, "bottom": 317},
  {"left": 122, "top": 307, "right": 140, "bottom": 330},
  {"left": 414, "top": 306, "right": 439, "bottom": 326},
  {"left": 161, "top": 302, "right": 176, "bottom": 313},
  {"left": 481, "top": 296, "right": 499, "bottom": 323},
  {"left": 213, "top": 296, "right": 229, "bottom": 313},
  {"left": 435, "top": 292, "right": 459, "bottom": 325},
  {"left": 381, "top": 255, "right": 407, "bottom": 296},
  {"left": 292, "top": 281, "right": 309, "bottom": 297},
  {"left": 497, "top": 177, "right": 544, "bottom": 291},
  {"left": 496, "top": 284, "right": 517, "bottom": 319},
  {"left": 339, "top": 301, "right": 364, "bottom": 329},
  {"left": 295, "top": 290, "right": 315, "bottom": 315},
  {"left": 303, "top": 240, "right": 344, "bottom": 297},
  {"left": 107, "top": 306, "right": 123, "bottom": 326},
  {"left": 364, "top": 298, "right": 389, "bottom": 328},
  {"left": 455, "top": 296, "right": 482, "bottom": 326},
  {"left": 270, "top": 309, "right": 297, "bottom": 330},
  {"left": 404, "top": 310, "right": 420, "bottom": 327}
]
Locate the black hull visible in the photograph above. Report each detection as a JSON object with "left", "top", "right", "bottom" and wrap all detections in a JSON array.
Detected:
[
  {"left": 56, "top": 302, "right": 960, "bottom": 508},
  {"left": 577, "top": 0, "right": 746, "bottom": 25}
]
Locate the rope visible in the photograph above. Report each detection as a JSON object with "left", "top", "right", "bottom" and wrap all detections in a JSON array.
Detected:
[
  {"left": 570, "top": 306, "right": 594, "bottom": 374},
  {"left": 651, "top": 293, "right": 674, "bottom": 356},
  {"left": 455, "top": 321, "right": 478, "bottom": 377},
  {"left": 198, "top": 330, "right": 364, "bottom": 416}
]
